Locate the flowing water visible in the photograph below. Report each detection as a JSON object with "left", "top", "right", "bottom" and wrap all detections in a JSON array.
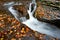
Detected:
[{"left": 4, "top": 0, "right": 60, "bottom": 39}]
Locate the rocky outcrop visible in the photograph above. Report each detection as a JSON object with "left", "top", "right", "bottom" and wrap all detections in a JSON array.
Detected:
[
  {"left": 34, "top": 2, "right": 60, "bottom": 28},
  {"left": 13, "top": 5, "right": 27, "bottom": 16},
  {"left": 35, "top": 2, "right": 60, "bottom": 20},
  {"left": 13, "top": 5, "right": 29, "bottom": 19}
]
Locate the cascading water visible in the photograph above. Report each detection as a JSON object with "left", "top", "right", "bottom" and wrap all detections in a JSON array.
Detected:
[
  {"left": 8, "top": 6, "right": 27, "bottom": 22},
  {"left": 5, "top": 2, "right": 26, "bottom": 22},
  {"left": 22, "top": 0, "right": 60, "bottom": 39},
  {"left": 4, "top": 0, "right": 60, "bottom": 39}
]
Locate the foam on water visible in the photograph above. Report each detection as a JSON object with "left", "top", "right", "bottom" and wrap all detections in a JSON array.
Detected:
[
  {"left": 6, "top": 0, "right": 60, "bottom": 39},
  {"left": 22, "top": 0, "right": 60, "bottom": 38}
]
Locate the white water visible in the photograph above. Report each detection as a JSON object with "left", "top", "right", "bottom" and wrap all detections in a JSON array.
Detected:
[
  {"left": 8, "top": 6, "right": 27, "bottom": 22},
  {"left": 4, "top": 0, "right": 60, "bottom": 39},
  {"left": 22, "top": 0, "right": 60, "bottom": 38},
  {"left": 5, "top": 2, "right": 26, "bottom": 22}
]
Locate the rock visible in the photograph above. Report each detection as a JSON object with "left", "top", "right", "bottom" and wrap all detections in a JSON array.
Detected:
[
  {"left": 35, "top": 2, "right": 60, "bottom": 20},
  {"left": 47, "top": 19, "right": 60, "bottom": 28},
  {"left": 35, "top": 2, "right": 60, "bottom": 28},
  {"left": 13, "top": 5, "right": 29, "bottom": 19}
]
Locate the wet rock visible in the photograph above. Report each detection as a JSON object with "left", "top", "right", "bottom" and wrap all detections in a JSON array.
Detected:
[
  {"left": 35, "top": 2, "right": 60, "bottom": 20},
  {"left": 34, "top": 2, "right": 60, "bottom": 28},
  {"left": 13, "top": 5, "right": 29, "bottom": 19},
  {"left": 47, "top": 19, "right": 60, "bottom": 28}
]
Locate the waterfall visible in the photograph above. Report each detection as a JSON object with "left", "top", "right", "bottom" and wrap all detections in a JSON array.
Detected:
[
  {"left": 5, "top": 2, "right": 26, "bottom": 22},
  {"left": 22, "top": 0, "right": 60, "bottom": 39},
  {"left": 4, "top": 1, "right": 60, "bottom": 39},
  {"left": 9, "top": 6, "right": 27, "bottom": 22}
]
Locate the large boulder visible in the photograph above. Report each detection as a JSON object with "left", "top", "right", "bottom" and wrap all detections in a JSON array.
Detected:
[
  {"left": 13, "top": 5, "right": 29, "bottom": 19},
  {"left": 34, "top": 2, "right": 60, "bottom": 28},
  {"left": 35, "top": 2, "right": 60, "bottom": 20}
]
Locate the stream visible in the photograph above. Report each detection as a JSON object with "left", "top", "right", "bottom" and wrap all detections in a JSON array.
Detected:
[{"left": 4, "top": 0, "right": 60, "bottom": 39}]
